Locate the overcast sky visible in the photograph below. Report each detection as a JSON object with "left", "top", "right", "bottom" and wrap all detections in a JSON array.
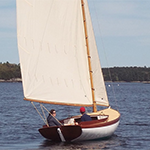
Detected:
[{"left": 0, "top": 0, "right": 150, "bottom": 67}]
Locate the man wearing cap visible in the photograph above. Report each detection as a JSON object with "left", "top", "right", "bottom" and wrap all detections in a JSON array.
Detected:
[{"left": 80, "top": 107, "right": 92, "bottom": 122}]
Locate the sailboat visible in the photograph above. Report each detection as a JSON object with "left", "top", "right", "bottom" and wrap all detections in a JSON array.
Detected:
[{"left": 16, "top": 0, "right": 120, "bottom": 142}]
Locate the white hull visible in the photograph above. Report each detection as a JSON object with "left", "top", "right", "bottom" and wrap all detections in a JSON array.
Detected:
[{"left": 73, "top": 120, "right": 120, "bottom": 141}]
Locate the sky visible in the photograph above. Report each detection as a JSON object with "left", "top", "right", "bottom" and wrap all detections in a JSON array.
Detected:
[{"left": 0, "top": 0, "right": 150, "bottom": 68}]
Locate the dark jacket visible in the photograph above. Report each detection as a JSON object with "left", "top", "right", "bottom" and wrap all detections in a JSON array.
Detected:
[
  {"left": 47, "top": 115, "right": 61, "bottom": 127},
  {"left": 81, "top": 113, "right": 92, "bottom": 122}
]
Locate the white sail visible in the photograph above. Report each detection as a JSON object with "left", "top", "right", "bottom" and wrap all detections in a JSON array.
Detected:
[
  {"left": 17, "top": 0, "right": 109, "bottom": 107},
  {"left": 84, "top": 0, "right": 109, "bottom": 106}
]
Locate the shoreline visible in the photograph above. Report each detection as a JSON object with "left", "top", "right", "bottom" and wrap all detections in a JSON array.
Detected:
[
  {"left": 0, "top": 78, "right": 22, "bottom": 82},
  {"left": 0, "top": 78, "right": 150, "bottom": 84},
  {"left": 105, "top": 81, "right": 150, "bottom": 83}
]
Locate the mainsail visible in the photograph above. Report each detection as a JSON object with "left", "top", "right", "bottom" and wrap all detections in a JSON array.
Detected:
[{"left": 17, "top": 0, "right": 109, "bottom": 107}]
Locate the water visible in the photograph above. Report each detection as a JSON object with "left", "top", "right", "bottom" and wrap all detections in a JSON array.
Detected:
[{"left": 0, "top": 82, "right": 150, "bottom": 150}]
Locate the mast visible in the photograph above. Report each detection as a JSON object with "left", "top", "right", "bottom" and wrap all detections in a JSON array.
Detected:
[{"left": 81, "top": 0, "right": 97, "bottom": 112}]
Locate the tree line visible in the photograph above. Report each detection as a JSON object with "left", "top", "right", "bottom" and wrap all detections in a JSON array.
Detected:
[
  {"left": 0, "top": 62, "right": 150, "bottom": 82},
  {"left": 102, "top": 66, "right": 150, "bottom": 82},
  {"left": 0, "top": 62, "right": 21, "bottom": 81}
]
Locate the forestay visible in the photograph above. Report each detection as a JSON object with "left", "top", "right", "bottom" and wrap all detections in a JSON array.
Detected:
[{"left": 16, "top": 0, "right": 109, "bottom": 107}]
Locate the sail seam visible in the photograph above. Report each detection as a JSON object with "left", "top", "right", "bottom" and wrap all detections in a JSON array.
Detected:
[{"left": 24, "top": 0, "right": 32, "bottom": 6}]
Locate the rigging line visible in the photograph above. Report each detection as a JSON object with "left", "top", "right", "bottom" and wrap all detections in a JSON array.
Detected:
[
  {"left": 41, "top": 104, "right": 63, "bottom": 126},
  {"left": 90, "top": 1, "right": 118, "bottom": 110},
  {"left": 31, "top": 102, "right": 48, "bottom": 126},
  {"left": 24, "top": 0, "right": 33, "bottom": 6},
  {"left": 40, "top": 104, "right": 48, "bottom": 125},
  {"left": 86, "top": 106, "right": 92, "bottom": 114}
]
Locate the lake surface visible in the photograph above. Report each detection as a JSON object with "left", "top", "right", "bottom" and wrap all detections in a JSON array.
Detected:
[{"left": 0, "top": 82, "right": 150, "bottom": 150}]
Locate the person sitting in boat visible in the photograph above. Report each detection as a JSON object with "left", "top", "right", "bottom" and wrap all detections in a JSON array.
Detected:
[
  {"left": 80, "top": 107, "right": 92, "bottom": 122},
  {"left": 47, "top": 109, "right": 62, "bottom": 126}
]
